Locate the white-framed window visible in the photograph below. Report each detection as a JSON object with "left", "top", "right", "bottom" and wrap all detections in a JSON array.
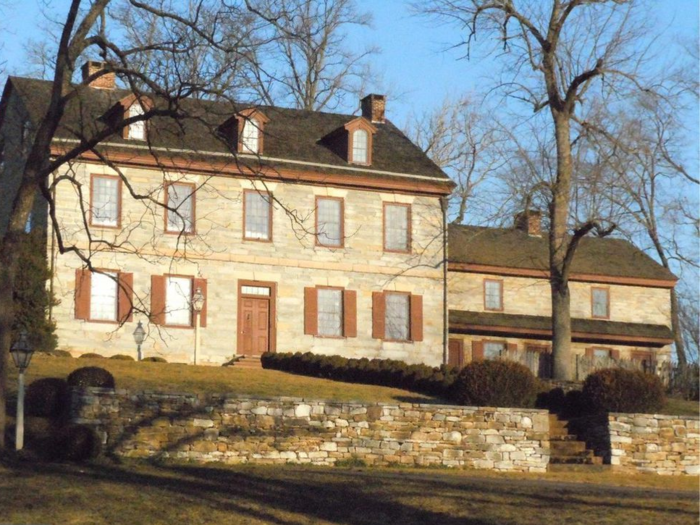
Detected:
[
  {"left": 317, "top": 197, "right": 343, "bottom": 247},
  {"left": 241, "top": 118, "right": 260, "bottom": 154},
  {"left": 91, "top": 175, "right": 120, "bottom": 227},
  {"left": 165, "top": 276, "right": 192, "bottom": 326},
  {"left": 484, "top": 280, "right": 503, "bottom": 311},
  {"left": 592, "top": 288, "right": 609, "bottom": 318},
  {"left": 352, "top": 129, "right": 368, "bottom": 164},
  {"left": 384, "top": 204, "right": 410, "bottom": 252},
  {"left": 128, "top": 103, "right": 146, "bottom": 140},
  {"left": 484, "top": 342, "right": 506, "bottom": 359},
  {"left": 593, "top": 348, "right": 612, "bottom": 360},
  {"left": 241, "top": 285, "right": 270, "bottom": 296},
  {"left": 166, "top": 183, "right": 195, "bottom": 233},
  {"left": 385, "top": 292, "right": 410, "bottom": 341},
  {"left": 90, "top": 271, "right": 118, "bottom": 321},
  {"left": 244, "top": 191, "right": 271, "bottom": 240},
  {"left": 317, "top": 288, "right": 343, "bottom": 337}
]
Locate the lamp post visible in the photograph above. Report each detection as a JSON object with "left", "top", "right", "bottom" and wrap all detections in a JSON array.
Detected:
[
  {"left": 10, "top": 331, "right": 34, "bottom": 451},
  {"left": 192, "top": 286, "right": 205, "bottom": 365},
  {"left": 133, "top": 321, "right": 146, "bottom": 361}
]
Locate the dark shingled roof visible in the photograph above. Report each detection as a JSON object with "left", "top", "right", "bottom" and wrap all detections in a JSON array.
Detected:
[
  {"left": 7, "top": 76, "right": 451, "bottom": 183},
  {"left": 449, "top": 310, "right": 673, "bottom": 346},
  {"left": 448, "top": 224, "right": 677, "bottom": 282}
]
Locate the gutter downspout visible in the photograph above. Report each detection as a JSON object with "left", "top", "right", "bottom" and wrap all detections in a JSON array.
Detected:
[{"left": 440, "top": 196, "right": 449, "bottom": 365}]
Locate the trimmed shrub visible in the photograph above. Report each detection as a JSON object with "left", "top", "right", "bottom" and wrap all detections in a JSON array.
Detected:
[
  {"left": 25, "top": 378, "right": 70, "bottom": 419},
  {"left": 109, "top": 354, "right": 135, "bottom": 361},
  {"left": 67, "top": 367, "right": 116, "bottom": 389},
  {"left": 51, "top": 424, "right": 102, "bottom": 462},
  {"left": 39, "top": 350, "right": 73, "bottom": 358},
  {"left": 582, "top": 368, "right": 665, "bottom": 413},
  {"left": 79, "top": 353, "right": 105, "bottom": 359},
  {"left": 449, "top": 360, "right": 539, "bottom": 408},
  {"left": 142, "top": 356, "right": 167, "bottom": 363}
]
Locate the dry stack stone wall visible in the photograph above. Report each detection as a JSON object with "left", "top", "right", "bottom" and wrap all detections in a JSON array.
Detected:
[{"left": 71, "top": 388, "right": 550, "bottom": 472}]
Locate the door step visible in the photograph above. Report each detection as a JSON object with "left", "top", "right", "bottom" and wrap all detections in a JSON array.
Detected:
[
  {"left": 232, "top": 355, "right": 263, "bottom": 369},
  {"left": 548, "top": 414, "right": 604, "bottom": 467}
]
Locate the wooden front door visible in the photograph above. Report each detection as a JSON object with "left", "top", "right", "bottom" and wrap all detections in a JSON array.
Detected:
[
  {"left": 448, "top": 339, "right": 465, "bottom": 368},
  {"left": 239, "top": 296, "right": 270, "bottom": 356}
]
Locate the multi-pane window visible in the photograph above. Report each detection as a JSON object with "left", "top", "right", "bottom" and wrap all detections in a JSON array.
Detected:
[
  {"left": 241, "top": 119, "right": 260, "bottom": 154},
  {"left": 90, "top": 271, "right": 118, "bottom": 321},
  {"left": 244, "top": 191, "right": 272, "bottom": 240},
  {"left": 385, "top": 292, "right": 410, "bottom": 341},
  {"left": 592, "top": 288, "right": 609, "bottom": 318},
  {"left": 593, "top": 348, "right": 611, "bottom": 360},
  {"left": 384, "top": 204, "right": 410, "bottom": 252},
  {"left": 352, "top": 129, "right": 368, "bottom": 164},
  {"left": 165, "top": 276, "right": 192, "bottom": 326},
  {"left": 91, "top": 175, "right": 120, "bottom": 227},
  {"left": 484, "top": 280, "right": 503, "bottom": 311},
  {"left": 484, "top": 342, "right": 505, "bottom": 360},
  {"left": 317, "top": 288, "right": 343, "bottom": 337},
  {"left": 128, "top": 103, "right": 146, "bottom": 140},
  {"left": 317, "top": 197, "right": 343, "bottom": 247},
  {"left": 166, "top": 183, "right": 195, "bottom": 233}
]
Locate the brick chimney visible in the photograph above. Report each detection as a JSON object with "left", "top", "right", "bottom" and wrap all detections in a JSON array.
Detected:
[
  {"left": 81, "top": 60, "right": 115, "bottom": 89},
  {"left": 361, "top": 94, "right": 386, "bottom": 124},
  {"left": 514, "top": 210, "right": 542, "bottom": 236}
]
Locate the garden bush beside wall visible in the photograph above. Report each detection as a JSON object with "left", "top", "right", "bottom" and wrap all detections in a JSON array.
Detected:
[{"left": 582, "top": 368, "right": 665, "bottom": 414}]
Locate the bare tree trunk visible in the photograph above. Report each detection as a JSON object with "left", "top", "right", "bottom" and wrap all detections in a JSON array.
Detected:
[{"left": 670, "top": 288, "right": 687, "bottom": 366}]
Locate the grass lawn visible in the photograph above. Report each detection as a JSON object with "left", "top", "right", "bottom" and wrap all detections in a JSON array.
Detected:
[
  {"left": 0, "top": 459, "right": 697, "bottom": 525},
  {"left": 661, "top": 397, "right": 699, "bottom": 417},
  {"left": 7, "top": 355, "right": 435, "bottom": 404}
]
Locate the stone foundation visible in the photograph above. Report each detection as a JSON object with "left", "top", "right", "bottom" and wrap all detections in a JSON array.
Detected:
[{"left": 70, "top": 388, "right": 550, "bottom": 472}]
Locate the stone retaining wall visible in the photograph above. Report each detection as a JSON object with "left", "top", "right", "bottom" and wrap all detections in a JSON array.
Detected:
[
  {"left": 571, "top": 413, "right": 700, "bottom": 475},
  {"left": 70, "top": 388, "right": 550, "bottom": 472}
]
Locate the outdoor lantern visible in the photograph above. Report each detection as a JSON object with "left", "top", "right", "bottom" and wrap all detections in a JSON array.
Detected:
[
  {"left": 10, "top": 331, "right": 33, "bottom": 372},
  {"left": 133, "top": 321, "right": 146, "bottom": 361},
  {"left": 192, "top": 287, "right": 205, "bottom": 313}
]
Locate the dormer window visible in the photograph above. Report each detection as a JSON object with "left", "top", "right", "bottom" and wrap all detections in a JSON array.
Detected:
[
  {"left": 352, "top": 129, "right": 369, "bottom": 164},
  {"left": 128, "top": 103, "right": 146, "bottom": 141},
  {"left": 241, "top": 118, "right": 260, "bottom": 154}
]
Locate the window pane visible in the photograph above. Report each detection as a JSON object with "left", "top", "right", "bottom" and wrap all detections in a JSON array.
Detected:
[
  {"left": 317, "top": 198, "right": 342, "bottom": 246},
  {"left": 166, "top": 276, "right": 192, "bottom": 326},
  {"left": 594, "top": 348, "right": 611, "bottom": 359},
  {"left": 385, "top": 205, "right": 409, "bottom": 251},
  {"left": 485, "top": 281, "right": 502, "bottom": 310},
  {"left": 129, "top": 104, "right": 145, "bottom": 140},
  {"left": 92, "top": 177, "right": 119, "bottom": 226},
  {"left": 592, "top": 289, "right": 608, "bottom": 317},
  {"left": 352, "top": 129, "right": 368, "bottom": 163},
  {"left": 167, "top": 183, "right": 194, "bottom": 233},
  {"left": 242, "top": 119, "right": 260, "bottom": 153},
  {"left": 241, "top": 286, "right": 270, "bottom": 296},
  {"left": 318, "top": 289, "right": 343, "bottom": 337},
  {"left": 90, "top": 271, "right": 117, "bottom": 321},
  {"left": 245, "top": 192, "right": 271, "bottom": 240},
  {"left": 385, "top": 293, "right": 409, "bottom": 340},
  {"left": 484, "top": 342, "right": 505, "bottom": 359}
]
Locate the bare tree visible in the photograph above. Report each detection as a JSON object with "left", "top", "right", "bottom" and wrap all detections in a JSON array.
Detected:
[{"left": 418, "top": 0, "right": 661, "bottom": 380}]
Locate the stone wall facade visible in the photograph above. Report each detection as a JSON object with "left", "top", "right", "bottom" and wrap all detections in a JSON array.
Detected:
[
  {"left": 571, "top": 413, "right": 700, "bottom": 475},
  {"left": 71, "top": 388, "right": 551, "bottom": 472}
]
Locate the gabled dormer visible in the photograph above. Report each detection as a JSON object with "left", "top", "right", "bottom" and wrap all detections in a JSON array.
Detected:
[
  {"left": 219, "top": 108, "right": 269, "bottom": 155},
  {"left": 101, "top": 93, "right": 153, "bottom": 141},
  {"left": 323, "top": 116, "right": 377, "bottom": 166}
]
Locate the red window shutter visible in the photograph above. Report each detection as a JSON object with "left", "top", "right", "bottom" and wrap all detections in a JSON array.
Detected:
[
  {"left": 343, "top": 290, "right": 357, "bottom": 338},
  {"left": 585, "top": 347, "right": 595, "bottom": 359},
  {"left": 610, "top": 349, "right": 620, "bottom": 360},
  {"left": 117, "top": 272, "right": 134, "bottom": 323},
  {"left": 194, "top": 278, "right": 208, "bottom": 327},
  {"left": 472, "top": 340, "right": 484, "bottom": 362},
  {"left": 507, "top": 342, "right": 518, "bottom": 354},
  {"left": 75, "top": 269, "right": 91, "bottom": 320},
  {"left": 410, "top": 294, "right": 423, "bottom": 342},
  {"left": 448, "top": 339, "right": 464, "bottom": 368},
  {"left": 150, "top": 275, "right": 166, "bottom": 325},
  {"left": 304, "top": 287, "right": 318, "bottom": 335},
  {"left": 372, "top": 292, "right": 385, "bottom": 339}
]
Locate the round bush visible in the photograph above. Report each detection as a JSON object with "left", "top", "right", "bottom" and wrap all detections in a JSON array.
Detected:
[
  {"left": 25, "top": 378, "right": 70, "bottom": 418},
  {"left": 51, "top": 424, "right": 102, "bottom": 462},
  {"left": 109, "top": 354, "right": 135, "bottom": 361},
  {"left": 450, "top": 360, "right": 538, "bottom": 408},
  {"left": 67, "top": 367, "right": 115, "bottom": 389},
  {"left": 79, "top": 353, "right": 105, "bottom": 359},
  {"left": 142, "top": 356, "right": 167, "bottom": 363},
  {"left": 582, "top": 368, "right": 665, "bottom": 413}
]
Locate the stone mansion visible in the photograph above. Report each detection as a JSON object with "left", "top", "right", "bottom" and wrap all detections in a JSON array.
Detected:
[{"left": 0, "top": 65, "right": 676, "bottom": 374}]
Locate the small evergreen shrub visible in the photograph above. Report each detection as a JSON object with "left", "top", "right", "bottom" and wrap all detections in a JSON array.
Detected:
[
  {"left": 51, "top": 424, "right": 102, "bottom": 462},
  {"left": 449, "top": 360, "right": 538, "bottom": 408},
  {"left": 79, "top": 353, "right": 105, "bottom": 359},
  {"left": 582, "top": 368, "right": 665, "bottom": 413},
  {"left": 39, "top": 350, "right": 73, "bottom": 358},
  {"left": 142, "top": 356, "right": 167, "bottom": 363},
  {"left": 25, "top": 378, "right": 70, "bottom": 418},
  {"left": 109, "top": 354, "right": 135, "bottom": 361},
  {"left": 67, "top": 367, "right": 115, "bottom": 389}
]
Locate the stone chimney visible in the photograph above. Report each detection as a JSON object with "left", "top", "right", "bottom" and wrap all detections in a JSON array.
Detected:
[
  {"left": 361, "top": 94, "right": 386, "bottom": 124},
  {"left": 81, "top": 60, "right": 115, "bottom": 89},
  {"left": 514, "top": 210, "right": 542, "bottom": 236}
]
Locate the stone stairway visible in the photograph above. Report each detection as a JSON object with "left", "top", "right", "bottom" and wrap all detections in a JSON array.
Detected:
[
  {"left": 231, "top": 355, "right": 263, "bottom": 369},
  {"left": 549, "top": 414, "right": 603, "bottom": 466}
]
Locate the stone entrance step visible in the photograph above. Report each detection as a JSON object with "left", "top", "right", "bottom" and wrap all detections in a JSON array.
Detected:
[
  {"left": 548, "top": 414, "right": 603, "bottom": 467},
  {"left": 232, "top": 356, "right": 263, "bottom": 369}
]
